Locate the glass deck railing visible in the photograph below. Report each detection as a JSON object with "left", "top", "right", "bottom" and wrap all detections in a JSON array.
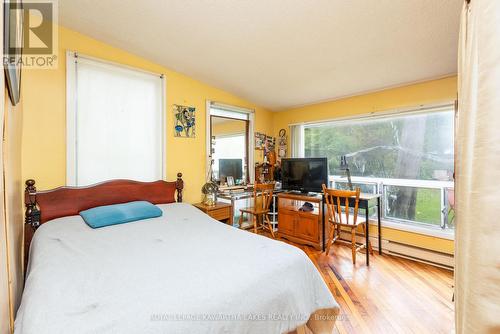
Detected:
[{"left": 329, "top": 175, "right": 455, "bottom": 230}]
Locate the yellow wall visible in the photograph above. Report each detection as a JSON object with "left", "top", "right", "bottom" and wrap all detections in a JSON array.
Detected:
[
  {"left": 273, "top": 76, "right": 457, "bottom": 133},
  {"left": 21, "top": 26, "right": 273, "bottom": 203},
  {"left": 273, "top": 77, "right": 457, "bottom": 254},
  {"left": 212, "top": 118, "right": 247, "bottom": 137}
]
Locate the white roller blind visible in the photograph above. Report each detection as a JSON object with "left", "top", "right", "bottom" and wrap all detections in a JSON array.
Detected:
[{"left": 67, "top": 53, "right": 165, "bottom": 186}]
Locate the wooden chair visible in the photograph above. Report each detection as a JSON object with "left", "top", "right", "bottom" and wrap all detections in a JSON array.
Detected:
[
  {"left": 322, "top": 184, "right": 373, "bottom": 264},
  {"left": 238, "top": 183, "right": 276, "bottom": 238}
]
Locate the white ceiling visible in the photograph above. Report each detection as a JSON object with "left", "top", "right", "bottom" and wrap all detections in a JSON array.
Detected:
[{"left": 59, "top": 0, "right": 462, "bottom": 111}]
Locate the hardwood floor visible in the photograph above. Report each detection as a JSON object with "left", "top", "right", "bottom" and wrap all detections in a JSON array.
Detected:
[{"left": 292, "top": 241, "right": 455, "bottom": 334}]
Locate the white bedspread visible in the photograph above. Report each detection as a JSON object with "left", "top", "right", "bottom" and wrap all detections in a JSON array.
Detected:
[{"left": 15, "top": 203, "right": 338, "bottom": 334}]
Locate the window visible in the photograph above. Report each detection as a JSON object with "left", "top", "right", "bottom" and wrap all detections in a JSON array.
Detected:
[
  {"left": 293, "top": 105, "right": 455, "bottom": 231},
  {"left": 67, "top": 52, "right": 165, "bottom": 186}
]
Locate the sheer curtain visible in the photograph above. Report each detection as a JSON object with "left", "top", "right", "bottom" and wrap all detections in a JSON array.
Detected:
[
  {"left": 456, "top": 1, "right": 500, "bottom": 333},
  {"left": 67, "top": 53, "right": 165, "bottom": 186},
  {"left": 290, "top": 124, "right": 304, "bottom": 158}
]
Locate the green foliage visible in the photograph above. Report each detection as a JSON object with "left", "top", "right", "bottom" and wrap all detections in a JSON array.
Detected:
[
  {"left": 306, "top": 111, "right": 454, "bottom": 226},
  {"left": 304, "top": 112, "right": 454, "bottom": 180},
  {"left": 414, "top": 188, "right": 441, "bottom": 225}
]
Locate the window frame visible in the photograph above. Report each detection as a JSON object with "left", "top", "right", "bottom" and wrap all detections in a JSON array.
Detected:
[
  {"left": 292, "top": 103, "right": 456, "bottom": 239},
  {"left": 206, "top": 101, "right": 255, "bottom": 183},
  {"left": 66, "top": 51, "right": 166, "bottom": 186}
]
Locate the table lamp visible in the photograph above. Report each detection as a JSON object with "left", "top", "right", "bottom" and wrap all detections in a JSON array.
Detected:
[
  {"left": 340, "top": 155, "right": 353, "bottom": 190},
  {"left": 202, "top": 158, "right": 218, "bottom": 206}
]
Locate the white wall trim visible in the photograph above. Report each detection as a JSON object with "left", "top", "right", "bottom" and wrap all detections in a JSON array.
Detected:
[
  {"left": 66, "top": 51, "right": 78, "bottom": 186},
  {"left": 209, "top": 101, "right": 254, "bottom": 114},
  {"left": 160, "top": 75, "right": 167, "bottom": 181},
  {"left": 248, "top": 112, "right": 255, "bottom": 183},
  {"left": 205, "top": 100, "right": 212, "bottom": 181}
]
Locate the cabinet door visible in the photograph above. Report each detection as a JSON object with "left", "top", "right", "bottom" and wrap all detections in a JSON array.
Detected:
[
  {"left": 278, "top": 210, "right": 295, "bottom": 235},
  {"left": 294, "top": 212, "right": 319, "bottom": 242}
]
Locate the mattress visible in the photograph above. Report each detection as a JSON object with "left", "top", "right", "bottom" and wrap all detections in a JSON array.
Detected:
[{"left": 15, "top": 203, "right": 338, "bottom": 334}]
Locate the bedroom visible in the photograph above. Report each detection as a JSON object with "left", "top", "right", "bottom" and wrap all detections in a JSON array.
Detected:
[{"left": 0, "top": 0, "right": 499, "bottom": 333}]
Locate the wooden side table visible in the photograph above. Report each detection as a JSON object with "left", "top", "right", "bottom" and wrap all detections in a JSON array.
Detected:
[{"left": 193, "top": 202, "right": 233, "bottom": 225}]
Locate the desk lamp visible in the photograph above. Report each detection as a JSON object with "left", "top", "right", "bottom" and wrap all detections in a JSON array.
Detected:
[{"left": 340, "top": 155, "right": 353, "bottom": 190}]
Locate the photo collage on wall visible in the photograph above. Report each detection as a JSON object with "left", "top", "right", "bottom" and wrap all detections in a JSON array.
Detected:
[{"left": 255, "top": 132, "right": 275, "bottom": 153}]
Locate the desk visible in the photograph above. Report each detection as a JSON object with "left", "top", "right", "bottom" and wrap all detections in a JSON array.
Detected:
[
  {"left": 218, "top": 189, "right": 283, "bottom": 227},
  {"left": 338, "top": 193, "right": 382, "bottom": 266}
]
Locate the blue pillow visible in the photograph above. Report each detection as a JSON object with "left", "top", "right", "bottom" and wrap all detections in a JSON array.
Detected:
[{"left": 79, "top": 201, "right": 162, "bottom": 228}]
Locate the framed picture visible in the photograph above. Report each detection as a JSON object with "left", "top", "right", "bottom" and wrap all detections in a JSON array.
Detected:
[
  {"left": 255, "top": 132, "right": 265, "bottom": 150},
  {"left": 4, "top": 0, "right": 24, "bottom": 105},
  {"left": 226, "top": 176, "right": 235, "bottom": 187},
  {"left": 173, "top": 104, "right": 196, "bottom": 138}
]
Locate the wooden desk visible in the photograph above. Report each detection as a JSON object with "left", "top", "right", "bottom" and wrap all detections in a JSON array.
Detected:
[{"left": 193, "top": 202, "right": 233, "bottom": 225}]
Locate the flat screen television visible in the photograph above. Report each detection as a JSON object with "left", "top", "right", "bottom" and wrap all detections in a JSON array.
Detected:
[
  {"left": 281, "top": 158, "right": 328, "bottom": 193},
  {"left": 219, "top": 158, "right": 243, "bottom": 180}
]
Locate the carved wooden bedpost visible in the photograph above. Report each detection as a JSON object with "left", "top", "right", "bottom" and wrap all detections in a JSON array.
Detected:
[
  {"left": 176, "top": 173, "right": 184, "bottom": 203},
  {"left": 25, "top": 179, "right": 41, "bottom": 229}
]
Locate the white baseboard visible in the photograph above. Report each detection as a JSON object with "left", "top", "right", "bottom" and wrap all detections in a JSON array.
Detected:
[{"left": 337, "top": 231, "right": 454, "bottom": 269}]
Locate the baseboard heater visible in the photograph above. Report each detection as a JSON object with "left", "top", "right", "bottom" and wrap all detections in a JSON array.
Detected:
[{"left": 337, "top": 231, "right": 454, "bottom": 270}]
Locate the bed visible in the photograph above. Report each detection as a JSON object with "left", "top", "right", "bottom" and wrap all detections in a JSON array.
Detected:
[{"left": 16, "top": 175, "right": 339, "bottom": 334}]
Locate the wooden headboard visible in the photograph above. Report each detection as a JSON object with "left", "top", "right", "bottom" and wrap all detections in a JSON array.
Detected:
[{"left": 23, "top": 173, "right": 184, "bottom": 266}]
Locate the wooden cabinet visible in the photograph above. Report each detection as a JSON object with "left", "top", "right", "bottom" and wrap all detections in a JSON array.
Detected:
[
  {"left": 277, "top": 193, "right": 324, "bottom": 250},
  {"left": 277, "top": 209, "right": 295, "bottom": 235},
  {"left": 295, "top": 212, "right": 319, "bottom": 241}
]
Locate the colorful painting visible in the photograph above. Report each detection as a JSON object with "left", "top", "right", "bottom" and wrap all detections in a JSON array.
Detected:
[{"left": 173, "top": 104, "right": 196, "bottom": 138}]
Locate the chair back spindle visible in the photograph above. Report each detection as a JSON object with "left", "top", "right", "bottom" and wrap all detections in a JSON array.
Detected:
[
  {"left": 238, "top": 182, "right": 276, "bottom": 238},
  {"left": 322, "top": 185, "right": 360, "bottom": 225},
  {"left": 254, "top": 183, "right": 275, "bottom": 212},
  {"left": 322, "top": 184, "right": 371, "bottom": 264}
]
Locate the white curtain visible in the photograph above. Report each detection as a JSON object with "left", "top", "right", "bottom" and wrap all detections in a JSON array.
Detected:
[{"left": 456, "top": 1, "right": 500, "bottom": 333}]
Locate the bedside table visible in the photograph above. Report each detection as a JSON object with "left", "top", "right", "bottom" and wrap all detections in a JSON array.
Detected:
[{"left": 193, "top": 202, "right": 233, "bottom": 225}]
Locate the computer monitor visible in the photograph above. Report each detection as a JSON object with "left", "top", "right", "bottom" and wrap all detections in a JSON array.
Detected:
[{"left": 219, "top": 159, "right": 243, "bottom": 181}]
